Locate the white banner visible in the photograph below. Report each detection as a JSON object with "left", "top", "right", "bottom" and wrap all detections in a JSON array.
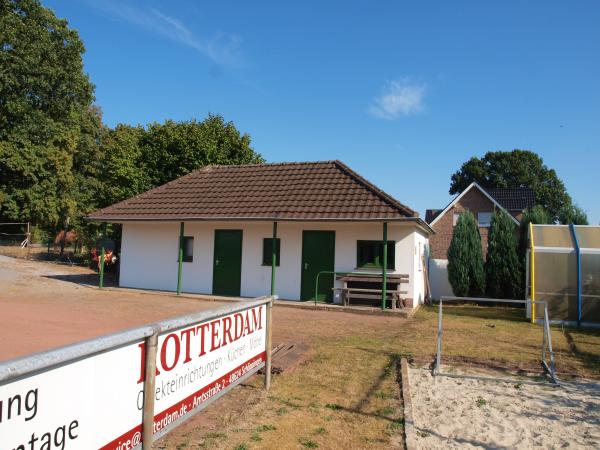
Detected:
[{"left": 0, "top": 303, "right": 267, "bottom": 450}]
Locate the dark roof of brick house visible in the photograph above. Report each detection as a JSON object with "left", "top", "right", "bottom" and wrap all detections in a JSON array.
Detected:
[
  {"left": 425, "top": 209, "right": 442, "bottom": 224},
  {"left": 88, "top": 161, "right": 425, "bottom": 223},
  {"left": 484, "top": 187, "right": 535, "bottom": 211},
  {"left": 425, "top": 183, "right": 536, "bottom": 225}
]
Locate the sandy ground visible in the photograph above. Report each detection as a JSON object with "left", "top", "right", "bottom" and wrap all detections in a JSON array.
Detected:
[{"left": 410, "top": 366, "right": 600, "bottom": 449}]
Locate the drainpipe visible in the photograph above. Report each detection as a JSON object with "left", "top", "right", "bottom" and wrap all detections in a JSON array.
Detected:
[
  {"left": 177, "top": 222, "right": 184, "bottom": 295},
  {"left": 382, "top": 222, "right": 388, "bottom": 310},
  {"left": 570, "top": 223, "right": 582, "bottom": 326},
  {"left": 271, "top": 221, "right": 277, "bottom": 296}
]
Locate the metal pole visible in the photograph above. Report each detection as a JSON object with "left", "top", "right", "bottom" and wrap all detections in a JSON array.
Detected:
[
  {"left": 177, "top": 222, "right": 184, "bottom": 295},
  {"left": 544, "top": 305, "right": 557, "bottom": 383},
  {"left": 435, "top": 298, "right": 443, "bottom": 374},
  {"left": 142, "top": 331, "right": 159, "bottom": 449},
  {"left": 525, "top": 250, "right": 530, "bottom": 302},
  {"left": 99, "top": 223, "right": 106, "bottom": 288},
  {"left": 26, "top": 222, "right": 31, "bottom": 260},
  {"left": 529, "top": 222, "right": 536, "bottom": 323},
  {"left": 264, "top": 298, "right": 273, "bottom": 390},
  {"left": 271, "top": 222, "right": 277, "bottom": 296},
  {"left": 570, "top": 224, "right": 582, "bottom": 326},
  {"left": 382, "top": 222, "right": 388, "bottom": 310}
]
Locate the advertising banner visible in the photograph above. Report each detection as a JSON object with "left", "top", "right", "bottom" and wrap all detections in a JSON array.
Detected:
[{"left": 0, "top": 302, "right": 268, "bottom": 450}]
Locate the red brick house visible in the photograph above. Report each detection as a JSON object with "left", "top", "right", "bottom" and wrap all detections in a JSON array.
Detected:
[
  {"left": 426, "top": 182, "right": 535, "bottom": 260},
  {"left": 425, "top": 182, "right": 535, "bottom": 299}
]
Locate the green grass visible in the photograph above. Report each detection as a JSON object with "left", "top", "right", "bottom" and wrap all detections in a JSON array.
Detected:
[{"left": 299, "top": 438, "right": 319, "bottom": 448}]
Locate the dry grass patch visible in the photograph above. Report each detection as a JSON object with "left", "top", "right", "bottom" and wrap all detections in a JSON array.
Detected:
[{"left": 158, "top": 304, "right": 600, "bottom": 449}]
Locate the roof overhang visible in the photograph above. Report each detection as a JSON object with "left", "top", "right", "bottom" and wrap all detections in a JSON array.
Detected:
[{"left": 86, "top": 215, "right": 435, "bottom": 235}]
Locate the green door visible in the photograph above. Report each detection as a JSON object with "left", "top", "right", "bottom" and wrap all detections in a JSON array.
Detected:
[
  {"left": 301, "top": 230, "right": 335, "bottom": 302},
  {"left": 212, "top": 230, "right": 243, "bottom": 296}
]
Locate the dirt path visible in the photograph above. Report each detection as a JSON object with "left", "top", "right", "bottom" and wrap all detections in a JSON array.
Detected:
[
  {"left": 0, "top": 256, "right": 408, "bottom": 449},
  {"left": 0, "top": 255, "right": 218, "bottom": 360}
]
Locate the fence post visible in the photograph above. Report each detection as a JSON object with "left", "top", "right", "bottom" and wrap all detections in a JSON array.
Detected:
[
  {"left": 435, "top": 298, "right": 443, "bottom": 375},
  {"left": 26, "top": 222, "right": 31, "bottom": 260},
  {"left": 142, "top": 330, "right": 159, "bottom": 449},
  {"left": 569, "top": 224, "right": 582, "bottom": 326},
  {"left": 264, "top": 298, "right": 273, "bottom": 390},
  {"left": 543, "top": 305, "right": 557, "bottom": 383}
]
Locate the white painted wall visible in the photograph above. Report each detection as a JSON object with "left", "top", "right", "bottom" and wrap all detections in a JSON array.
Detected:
[
  {"left": 120, "top": 221, "right": 428, "bottom": 308},
  {"left": 412, "top": 230, "right": 429, "bottom": 305}
]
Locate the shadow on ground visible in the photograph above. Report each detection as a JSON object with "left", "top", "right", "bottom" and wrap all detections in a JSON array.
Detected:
[{"left": 44, "top": 273, "right": 118, "bottom": 287}]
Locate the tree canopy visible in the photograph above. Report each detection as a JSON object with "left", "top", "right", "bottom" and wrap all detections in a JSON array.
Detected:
[
  {"left": 449, "top": 150, "right": 572, "bottom": 222},
  {"left": 0, "top": 1, "right": 264, "bottom": 241},
  {"left": 0, "top": 0, "right": 95, "bottom": 228}
]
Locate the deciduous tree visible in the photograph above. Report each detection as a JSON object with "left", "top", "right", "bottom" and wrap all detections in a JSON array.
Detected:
[
  {"left": 450, "top": 150, "right": 571, "bottom": 222},
  {"left": 0, "top": 0, "right": 95, "bottom": 228}
]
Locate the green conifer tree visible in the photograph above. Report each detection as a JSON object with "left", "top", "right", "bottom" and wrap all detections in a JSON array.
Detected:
[
  {"left": 447, "top": 211, "right": 486, "bottom": 297},
  {"left": 486, "top": 210, "right": 521, "bottom": 298}
]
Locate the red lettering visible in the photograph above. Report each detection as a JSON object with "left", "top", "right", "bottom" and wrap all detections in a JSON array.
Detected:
[
  {"left": 160, "top": 333, "right": 180, "bottom": 371},
  {"left": 234, "top": 313, "right": 244, "bottom": 340},
  {"left": 251, "top": 306, "right": 263, "bottom": 332},
  {"left": 243, "top": 310, "right": 251, "bottom": 336},
  {"left": 137, "top": 342, "right": 145, "bottom": 384},
  {"left": 222, "top": 316, "right": 233, "bottom": 346},
  {"left": 210, "top": 321, "right": 221, "bottom": 351},
  {"left": 180, "top": 327, "right": 196, "bottom": 364},
  {"left": 196, "top": 323, "right": 210, "bottom": 356}
]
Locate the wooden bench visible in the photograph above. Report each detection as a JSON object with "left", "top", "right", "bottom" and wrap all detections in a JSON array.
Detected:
[{"left": 336, "top": 274, "right": 409, "bottom": 309}]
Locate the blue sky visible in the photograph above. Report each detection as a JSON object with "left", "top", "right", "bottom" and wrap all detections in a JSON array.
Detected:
[{"left": 46, "top": 0, "right": 600, "bottom": 223}]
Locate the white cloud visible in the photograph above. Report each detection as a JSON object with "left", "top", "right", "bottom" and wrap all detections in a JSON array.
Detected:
[
  {"left": 368, "top": 79, "right": 426, "bottom": 119},
  {"left": 87, "top": 1, "right": 243, "bottom": 66}
]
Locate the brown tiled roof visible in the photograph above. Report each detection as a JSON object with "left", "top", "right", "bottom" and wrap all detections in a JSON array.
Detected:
[{"left": 87, "top": 161, "right": 419, "bottom": 221}]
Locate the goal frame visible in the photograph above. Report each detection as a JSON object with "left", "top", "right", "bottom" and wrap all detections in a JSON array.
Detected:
[{"left": 434, "top": 296, "right": 558, "bottom": 385}]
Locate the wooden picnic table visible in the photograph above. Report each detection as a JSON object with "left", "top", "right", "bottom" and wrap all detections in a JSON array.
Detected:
[{"left": 335, "top": 273, "right": 409, "bottom": 309}]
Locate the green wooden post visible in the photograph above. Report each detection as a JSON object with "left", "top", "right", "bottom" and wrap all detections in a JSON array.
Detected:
[
  {"left": 177, "top": 222, "right": 184, "bottom": 295},
  {"left": 271, "top": 221, "right": 277, "bottom": 296},
  {"left": 382, "top": 222, "right": 388, "bottom": 310},
  {"left": 99, "top": 223, "right": 107, "bottom": 289}
]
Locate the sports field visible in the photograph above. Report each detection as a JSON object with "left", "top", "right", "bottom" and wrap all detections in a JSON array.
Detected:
[{"left": 2, "top": 255, "right": 599, "bottom": 449}]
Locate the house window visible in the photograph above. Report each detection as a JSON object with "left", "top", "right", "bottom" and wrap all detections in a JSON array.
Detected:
[
  {"left": 453, "top": 213, "right": 460, "bottom": 226},
  {"left": 262, "top": 238, "right": 280, "bottom": 266},
  {"left": 181, "top": 236, "right": 194, "bottom": 262},
  {"left": 356, "top": 241, "right": 395, "bottom": 269},
  {"left": 478, "top": 212, "right": 492, "bottom": 227}
]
